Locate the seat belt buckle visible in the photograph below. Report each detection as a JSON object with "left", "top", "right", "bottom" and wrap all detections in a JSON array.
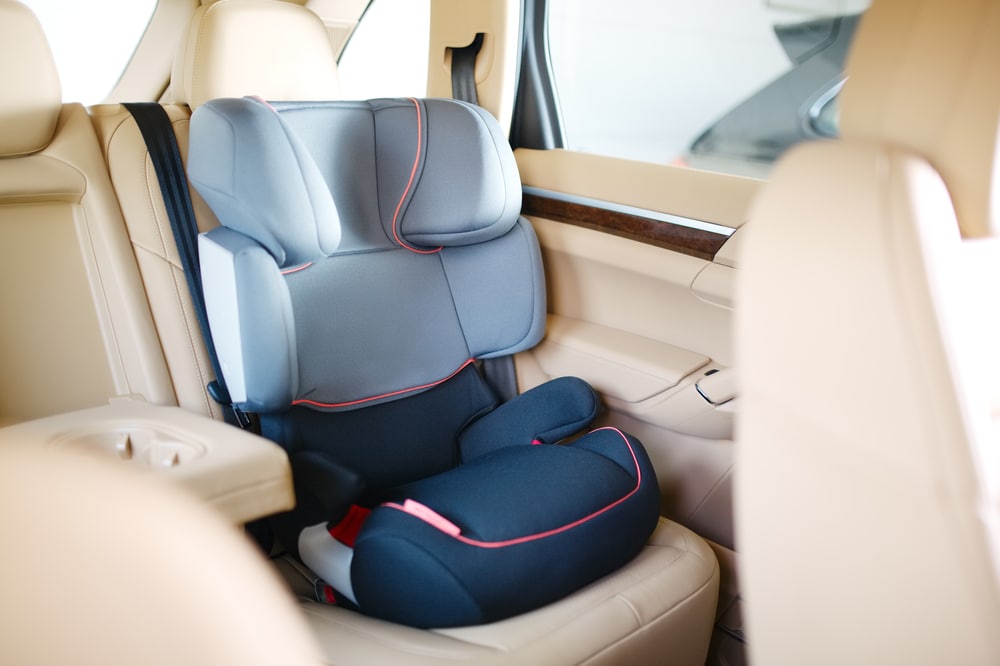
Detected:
[
  {"left": 231, "top": 403, "right": 252, "bottom": 429},
  {"left": 207, "top": 379, "right": 252, "bottom": 430}
]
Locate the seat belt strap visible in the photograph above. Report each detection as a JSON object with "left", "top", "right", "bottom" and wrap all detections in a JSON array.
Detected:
[
  {"left": 480, "top": 356, "right": 519, "bottom": 404},
  {"left": 450, "top": 33, "right": 484, "bottom": 105},
  {"left": 123, "top": 102, "right": 250, "bottom": 429},
  {"left": 450, "top": 35, "right": 522, "bottom": 402}
]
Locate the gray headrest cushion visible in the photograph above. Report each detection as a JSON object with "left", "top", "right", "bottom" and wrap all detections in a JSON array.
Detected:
[{"left": 189, "top": 97, "right": 521, "bottom": 264}]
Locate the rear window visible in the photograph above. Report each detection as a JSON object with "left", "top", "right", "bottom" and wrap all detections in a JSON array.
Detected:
[
  {"left": 22, "top": 0, "right": 157, "bottom": 105},
  {"left": 336, "top": 0, "right": 430, "bottom": 99},
  {"left": 547, "top": 0, "right": 869, "bottom": 177}
]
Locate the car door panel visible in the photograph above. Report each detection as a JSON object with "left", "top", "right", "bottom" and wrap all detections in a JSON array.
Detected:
[{"left": 514, "top": 148, "right": 756, "bottom": 555}]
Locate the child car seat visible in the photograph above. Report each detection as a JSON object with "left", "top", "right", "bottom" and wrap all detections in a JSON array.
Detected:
[{"left": 188, "top": 96, "right": 660, "bottom": 628}]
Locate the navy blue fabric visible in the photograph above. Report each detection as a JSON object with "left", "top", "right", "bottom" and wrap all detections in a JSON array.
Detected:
[
  {"left": 264, "top": 369, "right": 601, "bottom": 527},
  {"left": 352, "top": 428, "right": 660, "bottom": 627},
  {"left": 259, "top": 364, "right": 495, "bottom": 555},
  {"left": 267, "top": 364, "right": 496, "bottom": 505},
  {"left": 459, "top": 376, "right": 599, "bottom": 461},
  {"left": 290, "top": 450, "right": 368, "bottom": 523}
]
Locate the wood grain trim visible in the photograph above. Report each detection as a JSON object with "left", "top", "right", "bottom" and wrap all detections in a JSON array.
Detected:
[{"left": 521, "top": 192, "right": 728, "bottom": 261}]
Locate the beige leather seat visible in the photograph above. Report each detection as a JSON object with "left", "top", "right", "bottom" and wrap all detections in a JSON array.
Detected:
[
  {"left": 90, "top": 0, "right": 341, "bottom": 420},
  {"left": 737, "top": 0, "right": 1000, "bottom": 663},
  {"left": 0, "top": 0, "right": 173, "bottom": 426},
  {"left": 0, "top": 443, "right": 324, "bottom": 666},
  {"left": 91, "top": 1, "right": 720, "bottom": 663}
]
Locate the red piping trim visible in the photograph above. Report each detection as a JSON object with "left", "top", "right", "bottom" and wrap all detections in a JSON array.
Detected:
[
  {"left": 280, "top": 262, "right": 313, "bottom": 275},
  {"left": 383, "top": 426, "right": 642, "bottom": 549},
  {"left": 292, "top": 358, "right": 475, "bottom": 409},
  {"left": 248, "top": 95, "right": 277, "bottom": 112},
  {"left": 391, "top": 98, "right": 441, "bottom": 255}
]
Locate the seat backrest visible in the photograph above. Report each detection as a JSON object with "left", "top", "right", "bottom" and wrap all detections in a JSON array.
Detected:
[
  {"left": 189, "top": 96, "right": 544, "bottom": 493},
  {"left": 0, "top": 443, "right": 323, "bottom": 665},
  {"left": 736, "top": 0, "right": 1000, "bottom": 663},
  {"left": 91, "top": 0, "right": 340, "bottom": 419},
  {"left": 0, "top": 0, "right": 172, "bottom": 425}
]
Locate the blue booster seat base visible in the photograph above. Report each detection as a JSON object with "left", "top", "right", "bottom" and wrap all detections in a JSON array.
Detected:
[
  {"left": 357, "top": 426, "right": 659, "bottom": 627},
  {"left": 188, "top": 96, "right": 661, "bottom": 627}
]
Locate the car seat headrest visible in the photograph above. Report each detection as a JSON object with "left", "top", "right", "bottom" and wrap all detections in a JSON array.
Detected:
[
  {"left": 0, "top": 0, "right": 62, "bottom": 157},
  {"left": 371, "top": 97, "right": 523, "bottom": 250},
  {"left": 188, "top": 97, "right": 522, "bottom": 266},
  {"left": 171, "top": 0, "right": 340, "bottom": 110},
  {"left": 840, "top": 0, "right": 1000, "bottom": 238}
]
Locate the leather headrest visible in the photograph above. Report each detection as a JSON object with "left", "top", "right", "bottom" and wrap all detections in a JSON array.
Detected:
[
  {"left": 841, "top": 0, "right": 1000, "bottom": 238},
  {"left": 171, "top": 0, "right": 339, "bottom": 110},
  {"left": 0, "top": 1, "right": 62, "bottom": 156}
]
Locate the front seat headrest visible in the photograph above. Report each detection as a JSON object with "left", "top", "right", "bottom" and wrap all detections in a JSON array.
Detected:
[{"left": 840, "top": 0, "right": 1000, "bottom": 238}]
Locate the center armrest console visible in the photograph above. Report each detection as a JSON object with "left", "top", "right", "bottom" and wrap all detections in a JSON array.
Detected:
[{"left": 0, "top": 397, "right": 294, "bottom": 525}]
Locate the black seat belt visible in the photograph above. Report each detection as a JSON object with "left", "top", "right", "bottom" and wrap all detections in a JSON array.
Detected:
[
  {"left": 449, "top": 36, "right": 521, "bottom": 403},
  {"left": 123, "top": 102, "right": 251, "bottom": 429},
  {"left": 450, "top": 33, "right": 484, "bottom": 105}
]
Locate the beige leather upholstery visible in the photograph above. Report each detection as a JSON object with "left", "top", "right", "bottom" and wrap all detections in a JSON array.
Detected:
[
  {"left": 93, "top": 0, "right": 344, "bottom": 419},
  {"left": 0, "top": 0, "right": 174, "bottom": 426},
  {"left": 170, "top": 0, "right": 340, "bottom": 109},
  {"left": 0, "top": 444, "right": 323, "bottom": 666},
  {"left": 737, "top": 0, "right": 1000, "bottom": 663},
  {"left": 841, "top": 0, "right": 1000, "bottom": 239},
  {"left": 297, "top": 519, "right": 718, "bottom": 665},
  {"left": 91, "top": 103, "right": 225, "bottom": 418},
  {"left": 0, "top": 1, "right": 60, "bottom": 156}
]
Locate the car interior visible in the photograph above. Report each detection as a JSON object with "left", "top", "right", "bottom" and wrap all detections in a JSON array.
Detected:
[{"left": 0, "top": 0, "right": 998, "bottom": 664}]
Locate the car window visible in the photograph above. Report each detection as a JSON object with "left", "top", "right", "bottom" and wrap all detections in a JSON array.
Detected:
[
  {"left": 21, "top": 0, "right": 157, "bottom": 105},
  {"left": 547, "top": 0, "right": 870, "bottom": 178},
  {"left": 336, "top": 0, "right": 430, "bottom": 100}
]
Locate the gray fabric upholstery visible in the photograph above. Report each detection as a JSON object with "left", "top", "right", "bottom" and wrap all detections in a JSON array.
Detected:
[
  {"left": 188, "top": 98, "right": 341, "bottom": 267},
  {"left": 199, "top": 227, "right": 298, "bottom": 410},
  {"left": 190, "top": 97, "right": 544, "bottom": 411},
  {"left": 285, "top": 250, "right": 472, "bottom": 409},
  {"left": 439, "top": 219, "right": 546, "bottom": 358},
  {"left": 369, "top": 99, "right": 523, "bottom": 248}
]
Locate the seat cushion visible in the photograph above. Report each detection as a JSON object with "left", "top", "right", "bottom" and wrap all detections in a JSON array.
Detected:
[
  {"left": 347, "top": 426, "right": 661, "bottom": 627},
  {"left": 295, "top": 517, "right": 719, "bottom": 665}
]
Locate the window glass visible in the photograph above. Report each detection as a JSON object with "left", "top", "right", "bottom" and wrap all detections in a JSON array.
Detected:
[
  {"left": 547, "top": 0, "right": 869, "bottom": 177},
  {"left": 22, "top": 0, "right": 157, "bottom": 105},
  {"left": 337, "top": 0, "right": 430, "bottom": 100}
]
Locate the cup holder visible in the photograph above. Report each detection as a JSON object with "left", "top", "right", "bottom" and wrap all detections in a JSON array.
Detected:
[{"left": 52, "top": 426, "right": 206, "bottom": 468}]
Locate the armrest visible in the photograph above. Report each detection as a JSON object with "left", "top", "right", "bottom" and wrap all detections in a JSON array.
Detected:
[
  {"left": 459, "top": 376, "right": 599, "bottom": 461},
  {"left": 533, "top": 315, "right": 710, "bottom": 403},
  {"left": 0, "top": 397, "right": 293, "bottom": 525}
]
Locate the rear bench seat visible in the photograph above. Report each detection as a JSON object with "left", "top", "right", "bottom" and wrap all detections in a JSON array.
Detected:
[
  {"left": 4, "top": 0, "right": 720, "bottom": 663},
  {"left": 89, "top": 0, "right": 341, "bottom": 420},
  {"left": 0, "top": 0, "right": 177, "bottom": 426}
]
